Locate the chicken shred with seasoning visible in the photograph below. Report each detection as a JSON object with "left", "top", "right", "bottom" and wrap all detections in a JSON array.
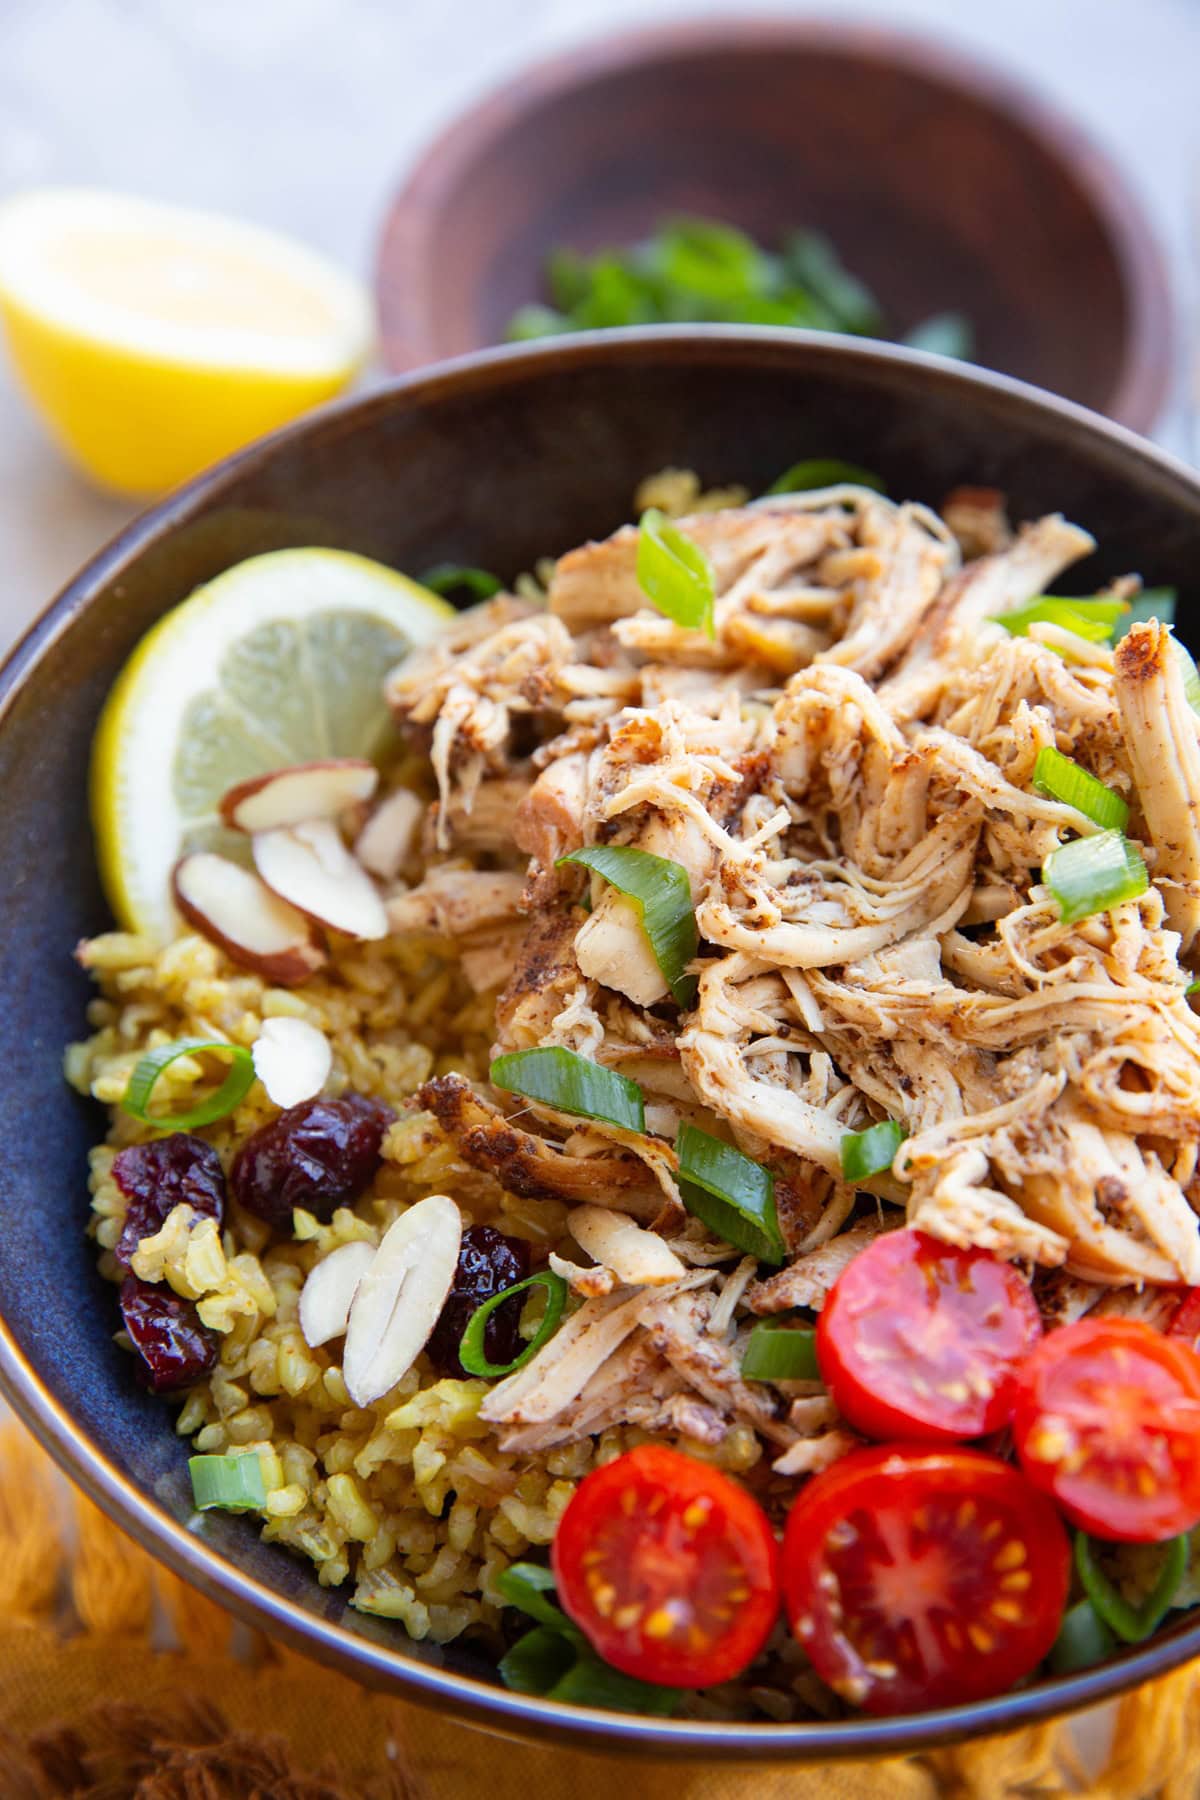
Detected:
[{"left": 384, "top": 478, "right": 1200, "bottom": 1469}]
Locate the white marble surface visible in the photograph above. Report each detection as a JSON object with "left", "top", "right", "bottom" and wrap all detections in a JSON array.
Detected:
[{"left": 0, "top": 0, "right": 1197, "bottom": 647}]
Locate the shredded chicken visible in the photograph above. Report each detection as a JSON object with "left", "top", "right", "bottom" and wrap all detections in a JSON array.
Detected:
[
  {"left": 1115, "top": 621, "right": 1200, "bottom": 953},
  {"left": 386, "top": 479, "right": 1200, "bottom": 1475}
]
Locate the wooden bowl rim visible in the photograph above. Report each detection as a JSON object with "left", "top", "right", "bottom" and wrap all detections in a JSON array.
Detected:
[{"left": 375, "top": 14, "right": 1174, "bottom": 433}]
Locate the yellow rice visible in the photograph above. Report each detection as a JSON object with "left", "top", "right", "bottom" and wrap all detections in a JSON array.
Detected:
[{"left": 66, "top": 925, "right": 759, "bottom": 1679}]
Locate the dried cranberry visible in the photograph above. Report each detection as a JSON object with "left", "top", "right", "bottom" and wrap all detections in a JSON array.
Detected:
[
  {"left": 230, "top": 1093, "right": 392, "bottom": 1230},
  {"left": 427, "top": 1224, "right": 531, "bottom": 1377},
  {"left": 119, "top": 1274, "right": 218, "bottom": 1393},
  {"left": 112, "top": 1133, "right": 226, "bottom": 1269}
]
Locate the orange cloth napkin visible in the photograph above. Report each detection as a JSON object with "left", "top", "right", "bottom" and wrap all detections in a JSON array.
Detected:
[{"left": 0, "top": 1424, "right": 1191, "bottom": 1798}]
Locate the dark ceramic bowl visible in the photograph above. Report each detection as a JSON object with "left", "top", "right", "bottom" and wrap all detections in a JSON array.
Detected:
[
  {"left": 1, "top": 330, "right": 1198, "bottom": 1760},
  {"left": 376, "top": 18, "right": 1173, "bottom": 432}
]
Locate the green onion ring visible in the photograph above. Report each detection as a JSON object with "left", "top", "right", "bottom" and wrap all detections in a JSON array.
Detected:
[
  {"left": 489, "top": 1046, "right": 645, "bottom": 1132},
  {"left": 991, "top": 595, "right": 1126, "bottom": 647},
  {"left": 121, "top": 1038, "right": 256, "bottom": 1131},
  {"left": 1075, "top": 1531, "right": 1189, "bottom": 1644},
  {"left": 1032, "top": 746, "right": 1129, "bottom": 832},
  {"left": 766, "top": 459, "right": 885, "bottom": 496},
  {"left": 1176, "top": 641, "right": 1200, "bottom": 717},
  {"left": 1113, "top": 588, "right": 1176, "bottom": 642},
  {"left": 675, "top": 1122, "right": 784, "bottom": 1264},
  {"left": 841, "top": 1119, "right": 906, "bottom": 1184},
  {"left": 636, "top": 508, "right": 716, "bottom": 638},
  {"left": 1042, "top": 830, "right": 1149, "bottom": 925},
  {"left": 189, "top": 1451, "right": 268, "bottom": 1513},
  {"left": 458, "top": 1269, "right": 569, "bottom": 1378},
  {"left": 559, "top": 844, "right": 698, "bottom": 1007},
  {"left": 741, "top": 1319, "right": 820, "bottom": 1381},
  {"left": 420, "top": 563, "right": 503, "bottom": 600}
]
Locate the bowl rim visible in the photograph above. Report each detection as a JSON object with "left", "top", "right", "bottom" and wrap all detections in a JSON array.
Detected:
[
  {"left": 375, "top": 13, "right": 1174, "bottom": 435},
  {"left": 4, "top": 326, "right": 1200, "bottom": 1759}
]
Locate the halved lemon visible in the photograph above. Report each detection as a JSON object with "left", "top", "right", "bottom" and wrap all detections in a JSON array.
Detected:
[
  {"left": 91, "top": 548, "right": 454, "bottom": 939},
  {"left": 0, "top": 189, "right": 372, "bottom": 497}
]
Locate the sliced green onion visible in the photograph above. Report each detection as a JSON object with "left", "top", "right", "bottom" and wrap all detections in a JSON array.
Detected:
[
  {"left": 189, "top": 1451, "right": 268, "bottom": 1513},
  {"left": 548, "top": 1655, "right": 683, "bottom": 1715},
  {"left": 1175, "top": 641, "right": 1200, "bottom": 717},
  {"left": 489, "top": 1047, "right": 644, "bottom": 1132},
  {"left": 496, "top": 1561, "right": 573, "bottom": 1631},
  {"left": 741, "top": 1319, "right": 820, "bottom": 1381},
  {"left": 675, "top": 1123, "right": 784, "bottom": 1264},
  {"left": 1038, "top": 594, "right": 1131, "bottom": 626},
  {"left": 498, "top": 1626, "right": 579, "bottom": 1695},
  {"left": 991, "top": 595, "right": 1127, "bottom": 645},
  {"left": 636, "top": 508, "right": 715, "bottom": 638},
  {"left": 1113, "top": 587, "right": 1176, "bottom": 642},
  {"left": 902, "top": 311, "right": 973, "bottom": 360},
  {"left": 420, "top": 563, "right": 503, "bottom": 600},
  {"left": 1043, "top": 830, "right": 1149, "bottom": 925},
  {"left": 559, "top": 845, "right": 698, "bottom": 1006},
  {"left": 1047, "top": 1599, "right": 1117, "bottom": 1675},
  {"left": 1032, "top": 747, "right": 1129, "bottom": 831},
  {"left": 766, "top": 459, "right": 885, "bottom": 497},
  {"left": 122, "top": 1038, "right": 256, "bottom": 1131},
  {"left": 1188, "top": 977, "right": 1200, "bottom": 996},
  {"left": 458, "top": 1270, "right": 568, "bottom": 1378},
  {"left": 840, "top": 1119, "right": 906, "bottom": 1183},
  {"left": 1075, "top": 1531, "right": 1188, "bottom": 1644}
]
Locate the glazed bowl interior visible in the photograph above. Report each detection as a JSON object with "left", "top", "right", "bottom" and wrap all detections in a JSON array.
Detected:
[{"left": 2, "top": 329, "right": 1199, "bottom": 1759}]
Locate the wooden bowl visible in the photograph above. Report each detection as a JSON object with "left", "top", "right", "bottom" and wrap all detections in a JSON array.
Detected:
[
  {"left": 376, "top": 18, "right": 1173, "bottom": 431},
  {"left": 2, "top": 329, "right": 1200, "bottom": 1756}
]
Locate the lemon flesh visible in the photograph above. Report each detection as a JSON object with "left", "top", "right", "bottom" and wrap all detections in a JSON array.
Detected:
[
  {"left": 0, "top": 189, "right": 372, "bottom": 497},
  {"left": 91, "top": 548, "right": 454, "bottom": 939}
]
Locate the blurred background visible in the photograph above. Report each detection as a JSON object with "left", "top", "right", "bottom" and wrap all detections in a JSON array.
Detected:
[{"left": 0, "top": 0, "right": 1195, "bottom": 637}]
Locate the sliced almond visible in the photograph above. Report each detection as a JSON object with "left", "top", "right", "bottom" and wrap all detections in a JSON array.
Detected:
[
  {"left": 220, "top": 759, "right": 378, "bottom": 834},
  {"left": 299, "top": 1240, "right": 376, "bottom": 1348},
  {"left": 570, "top": 1204, "right": 687, "bottom": 1286},
  {"left": 354, "top": 788, "right": 424, "bottom": 881},
  {"left": 254, "top": 818, "right": 388, "bottom": 940},
  {"left": 173, "top": 852, "right": 326, "bottom": 985},
  {"left": 252, "top": 1017, "right": 332, "bottom": 1108},
  {"left": 342, "top": 1195, "right": 462, "bottom": 1406}
]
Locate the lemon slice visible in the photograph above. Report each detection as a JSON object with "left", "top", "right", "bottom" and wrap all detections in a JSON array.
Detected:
[
  {"left": 92, "top": 548, "right": 455, "bottom": 938},
  {"left": 0, "top": 189, "right": 372, "bottom": 497}
]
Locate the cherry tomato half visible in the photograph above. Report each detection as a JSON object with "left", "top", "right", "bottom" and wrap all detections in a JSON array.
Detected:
[
  {"left": 1167, "top": 1289, "right": 1200, "bottom": 1354},
  {"left": 782, "top": 1445, "right": 1069, "bottom": 1715},
  {"left": 816, "top": 1228, "right": 1042, "bottom": 1442},
  {"left": 551, "top": 1444, "right": 780, "bottom": 1688},
  {"left": 1012, "top": 1317, "right": 1200, "bottom": 1542}
]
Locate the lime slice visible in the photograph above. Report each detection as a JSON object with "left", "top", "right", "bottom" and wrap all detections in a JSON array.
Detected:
[{"left": 91, "top": 547, "right": 454, "bottom": 938}]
